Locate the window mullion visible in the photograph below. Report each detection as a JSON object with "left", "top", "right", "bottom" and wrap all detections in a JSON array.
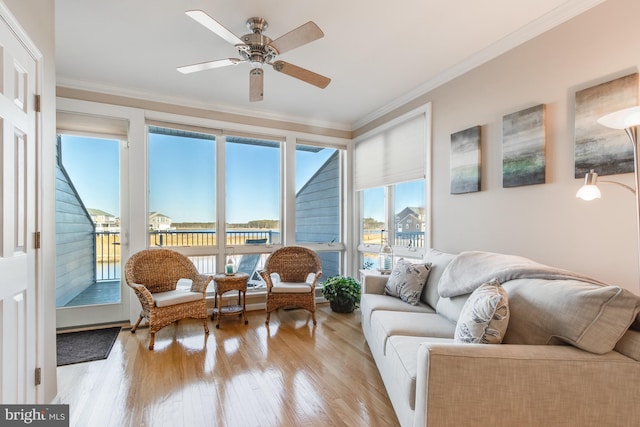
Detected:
[{"left": 217, "top": 134, "right": 227, "bottom": 273}]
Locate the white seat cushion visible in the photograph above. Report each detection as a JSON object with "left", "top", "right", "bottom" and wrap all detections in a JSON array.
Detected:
[
  {"left": 271, "top": 282, "right": 313, "bottom": 294},
  {"left": 153, "top": 290, "right": 202, "bottom": 307}
]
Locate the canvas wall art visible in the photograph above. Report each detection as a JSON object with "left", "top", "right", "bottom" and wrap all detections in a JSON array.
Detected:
[
  {"left": 574, "top": 73, "right": 638, "bottom": 178},
  {"left": 450, "top": 126, "right": 481, "bottom": 194},
  {"left": 502, "top": 104, "right": 546, "bottom": 188}
]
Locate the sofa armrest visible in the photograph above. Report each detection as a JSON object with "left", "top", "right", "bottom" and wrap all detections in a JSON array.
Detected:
[
  {"left": 414, "top": 343, "right": 640, "bottom": 427},
  {"left": 362, "top": 273, "right": 389, "bottom": 295}
]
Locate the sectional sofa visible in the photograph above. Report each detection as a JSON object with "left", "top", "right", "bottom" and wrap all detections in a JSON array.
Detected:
[{"left": 361, "top": 249, "right": 640, "bottom": 427}]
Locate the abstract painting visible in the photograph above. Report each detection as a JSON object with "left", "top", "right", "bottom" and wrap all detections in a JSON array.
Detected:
[
  {"left": 450, "top": 126, "right": 481, "bottom": 194},
  {"left": 574, "top": 73, "right": 638, "bottom": 178},
  {"left": 502, "top": 104, "right": 546, "bottom": 187}
]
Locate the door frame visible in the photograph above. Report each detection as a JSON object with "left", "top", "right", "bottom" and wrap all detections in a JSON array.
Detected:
[
  {"left": 0, "top": 0, "right": 44, "bottom": 403},
  {"left": 54, "top": 112, "right": 132, "bottom": 329}
]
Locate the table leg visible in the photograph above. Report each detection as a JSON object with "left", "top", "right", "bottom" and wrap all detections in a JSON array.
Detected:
[
  {"left": 216, "top": 291, "right": 222, "bottom": 329},
  {"left": 211, "top": 290, "right": 218, "bottom": 321},
  {"left": 242, "top": 290, "right": 248, "bottom": 325}
]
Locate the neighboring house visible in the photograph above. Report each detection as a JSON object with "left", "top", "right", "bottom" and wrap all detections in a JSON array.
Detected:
[
  {"left": 55, "top": 137, "right": 96, "bottom": 307},
  {"left": 149, "top": 211, "right": 172, "bottom": 230},
  {"left": 88, "top": 208, "right": 119, "bottom": 232},
  {"left": 395, "top": 207, "right": 425, "bottom": 233},
  {"left": 296, "top": 151, "right": 339, "bottom": 278}
]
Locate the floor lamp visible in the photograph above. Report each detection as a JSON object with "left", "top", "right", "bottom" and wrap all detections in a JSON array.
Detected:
[{"left": 576, "top": 106, "right": 640, "bottom": 291}]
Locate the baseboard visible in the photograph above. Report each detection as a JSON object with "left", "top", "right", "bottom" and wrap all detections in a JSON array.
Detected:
[{"left": 56, "top": 321, "right": 130, "bottom": 333}]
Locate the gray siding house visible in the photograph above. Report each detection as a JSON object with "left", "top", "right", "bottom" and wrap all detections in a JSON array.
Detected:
[
  {"left": 55, "top": 136, "right": 95, "bottom": 307},
  {"left": 295, "top": 151, "right": 339, "bottom": 279}
]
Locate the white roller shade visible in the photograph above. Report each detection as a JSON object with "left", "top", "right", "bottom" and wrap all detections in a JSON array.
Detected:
[
  {"left": 57, "top": 111, "right": 129, "bottom": 139},
  {"left": 354, "top": 112, "right": 427, "bottom": 190}
]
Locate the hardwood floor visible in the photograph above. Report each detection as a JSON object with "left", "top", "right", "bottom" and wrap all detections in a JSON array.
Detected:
[{"left": 53, "top": 304, "right": 399, "bottom": 427}]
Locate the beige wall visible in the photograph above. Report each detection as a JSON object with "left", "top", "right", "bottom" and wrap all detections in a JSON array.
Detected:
[
  {"left": 4, "top": 0, "right": 57, "bottom": 402},
  {"left": 356, "top": 0, "right": 640, "bottom": 293}
]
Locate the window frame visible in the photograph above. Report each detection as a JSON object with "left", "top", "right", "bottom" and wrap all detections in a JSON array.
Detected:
[
  {"left": 144, "top": 121, "right": 349, "bottom": 282},
  {"left": 354, "top": 103, "right": 432, "bottom": 270}
]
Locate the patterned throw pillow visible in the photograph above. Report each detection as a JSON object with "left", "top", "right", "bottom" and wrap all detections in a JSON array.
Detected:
[
  {"left": 454, "top": 279, "right": 510, "bottom": 344},
  {"left": 384, "top": 259, "right": 432, "bottom": 305}
]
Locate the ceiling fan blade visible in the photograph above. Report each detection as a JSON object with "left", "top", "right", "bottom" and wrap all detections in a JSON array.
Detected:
[
  {"left": 271, "top": 60, "right": 331, "bottom": 89},
  {"left": 250, "top": 68, "right": 264, "bottom": 102},
  {"left": 185, "top": 10, "right": 245, "bottom": 46},
  {"left": 177, "top": 58, "right": 242, "bottom": 74},
  {"left": 268, "top": 21, "right": 324, "bottom": 55}
]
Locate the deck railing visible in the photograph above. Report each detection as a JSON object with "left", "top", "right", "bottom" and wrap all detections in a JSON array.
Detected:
[
  {"left": 395, "top": 231, "right": 425, "bottom": 248},
  {"left": 363, "top": 230, "right": 426, "bottom": 248},
  {"left": 95, "top": 229, "right": 275, "bottom": 281}
]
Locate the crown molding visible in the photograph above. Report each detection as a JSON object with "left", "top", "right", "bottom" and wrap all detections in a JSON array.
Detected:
[
  {"left": 55, "top": 76, "right": 353, "bottom": 133},
  {"left": 351, "top": 0, "right": 605, "bottom": 131}
]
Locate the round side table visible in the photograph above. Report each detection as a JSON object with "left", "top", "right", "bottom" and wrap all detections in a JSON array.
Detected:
[{"left": 211, "top": 272, "right": 249, "bottom": 328}]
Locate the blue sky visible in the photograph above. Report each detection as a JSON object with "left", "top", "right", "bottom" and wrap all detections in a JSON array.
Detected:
[{"left": 61, "top": 134, "right": 334, "bottom": 223}]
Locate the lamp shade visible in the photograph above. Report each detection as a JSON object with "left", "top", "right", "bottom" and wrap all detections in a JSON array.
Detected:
[
  {"left": 576, "top": 169, "right": 602, "bottom": 201},
  {"left": 597, "top": 106, "right": 640, "bottom": 130},
  {"left": 576, "top": 184, "right": 601, "bottom": 201}
]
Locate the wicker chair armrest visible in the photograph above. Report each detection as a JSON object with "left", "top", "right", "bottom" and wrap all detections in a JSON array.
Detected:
[
  {"left": 258, "top": 270, "right": 273, "bottom": 291},
  {"left": 130, "top": 282, "right": 154, "bottom": 307},
  {"left": 191, "top": 274, "right": 212, "bottom": 294},
  {"left": 309, "top": 270, "right": 323, "bottom": 287}
]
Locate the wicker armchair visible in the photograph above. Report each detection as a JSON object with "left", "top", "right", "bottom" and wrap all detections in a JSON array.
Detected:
[
  {"left": 124, "top": 248, "right": 212, "bottom": 350},
  {"left": 259, "top": 246, "right": 322, "bottom": 325}
]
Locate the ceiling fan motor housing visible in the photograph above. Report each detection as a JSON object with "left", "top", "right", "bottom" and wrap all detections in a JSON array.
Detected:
[{"left": 239, "top": 31, "right": 276, "bottom": 67}]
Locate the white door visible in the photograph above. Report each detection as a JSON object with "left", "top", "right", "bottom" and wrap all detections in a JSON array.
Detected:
[{"left": 0, "top": 13, "right": 38, "bottom": 403}]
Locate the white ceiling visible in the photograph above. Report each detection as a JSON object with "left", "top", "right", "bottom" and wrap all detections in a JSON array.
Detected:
[{"left": 55, "top": 0, "right": 602, "bottom": 130}]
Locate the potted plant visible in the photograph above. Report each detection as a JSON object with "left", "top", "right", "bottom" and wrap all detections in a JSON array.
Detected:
[{"left": 322, "top": 275, "right": 362, "bottom": 313}]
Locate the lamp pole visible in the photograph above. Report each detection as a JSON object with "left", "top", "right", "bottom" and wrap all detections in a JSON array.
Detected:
[
  {"left": 625, "top": 126, "right": 640, "bottom": 288},
  {"left": 597, "top": 106, "right": 640, "bottom": 292}
]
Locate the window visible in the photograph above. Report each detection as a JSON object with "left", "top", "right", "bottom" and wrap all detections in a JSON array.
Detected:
[
  {"left": 55, "top": 134, "right": 121, "bottom": 307},
  {"left": 354, "top": 105, "right": 430, "bottom": 270},
  {"left": 148, "top": 126, "right": 216, "bottom": 248},
  {"left": 224, "top": 135, "right": 282, "bottom": 288},
  {"left": 358, "top": 180, "right": 426, "bottom": 269},
  {"left": 393, "top": 180, "right": 425, "bottom": 249},
  {"left": 146, "top": 125, "right": 346, "bottom": 286},
  {"left": 360, "top": 186, "right": 385, "bottom": 270},
  {"left": 225, "top": 135, "right": 281, "bottom": 245},
  {"left": 295, "top": 143, "right": 341, "bottom": 278}
]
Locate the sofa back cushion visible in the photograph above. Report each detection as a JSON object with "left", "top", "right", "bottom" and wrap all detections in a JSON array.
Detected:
[
  {"left": 421, "top": 249, "right": 456, "bottom": 307},
  {"left": 502, "top": 278, "right": 640, "bottom": 354},
  {"left": 615, "top": 329, "right": 640, "bottom": 361},
  {"left": 435, "top": 292, "right": 470, "bottom": 324}
]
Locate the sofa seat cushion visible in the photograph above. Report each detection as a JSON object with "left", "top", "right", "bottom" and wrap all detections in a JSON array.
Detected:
[
  {"left": 153, "top": 290, "right": 203, "bottom": 307},
  {"left": 385, "top": 336, "right": 454, "bottom": 411},
  {"left": 370, "top": 310, "right": 456, "bottom": 356},
  {"left": 503, "top": 278, "right": 640, "bottom": 354},
  {"left": 361, "top": 294, "right": 434, "bottom": 330}
]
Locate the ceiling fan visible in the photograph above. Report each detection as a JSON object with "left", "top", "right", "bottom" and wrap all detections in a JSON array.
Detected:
[{"left": 177, "top": 10, "right": 331, "bottom": 102}]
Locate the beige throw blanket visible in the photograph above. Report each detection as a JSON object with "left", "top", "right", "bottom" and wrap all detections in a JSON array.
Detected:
[{"left": 438, "top": 251, "right": 607, "bottom": 298}]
